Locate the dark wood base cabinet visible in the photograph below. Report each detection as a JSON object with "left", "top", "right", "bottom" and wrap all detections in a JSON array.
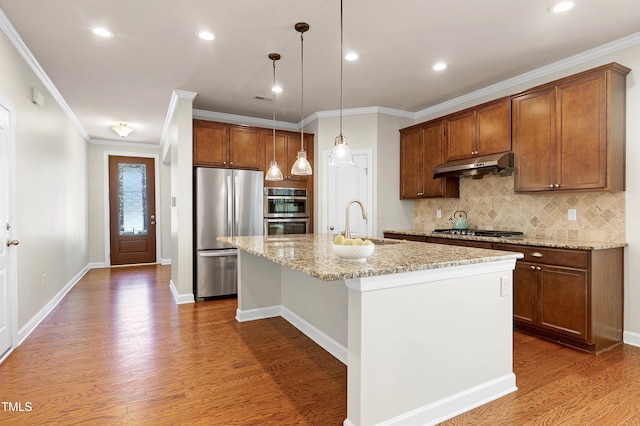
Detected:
[{"left": 494, "top": 244, "right": 623, "bottom": 354}]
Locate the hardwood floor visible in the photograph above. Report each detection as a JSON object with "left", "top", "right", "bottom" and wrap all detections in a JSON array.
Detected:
[{"left": 1, "top": 265, "right": 639, "bottom": 425}]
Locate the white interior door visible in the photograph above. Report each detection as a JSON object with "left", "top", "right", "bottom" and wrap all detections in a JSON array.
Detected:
[
  {"left": 324, "top": 149, "right": 373, "bottom": 238},
  {"left": 0, "top": 100, "right": 16, "bottom": 359}
]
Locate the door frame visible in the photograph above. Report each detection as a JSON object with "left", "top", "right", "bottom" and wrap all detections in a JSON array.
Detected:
[
  {"left": 0, "top": 95, "right": 18, "bottom": 362},
  {"left": 103, "top": 151, "right": 161, "bottom": 266},
  {"left": 321, "top": 148, "right": 374, "bottom": 237}
]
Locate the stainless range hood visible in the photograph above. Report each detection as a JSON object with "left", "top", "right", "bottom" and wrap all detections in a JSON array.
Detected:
[{"left": 432, "top": 152, "right": 514, "bottom": 179}]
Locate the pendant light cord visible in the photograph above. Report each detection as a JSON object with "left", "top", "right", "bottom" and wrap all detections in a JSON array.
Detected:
[
  {"left": 339, "top": 0, "right": 343, "bottom": 138},
  {"left": 300, "top": 30, "right": 305, "bottom": 152},
  {"left": 272, "top": 57, "right": 277, "bottom": 161}
]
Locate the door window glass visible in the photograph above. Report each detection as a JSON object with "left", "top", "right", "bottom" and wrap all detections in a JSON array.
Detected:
[{"left": 118, "top": 163, "right": 147, "bottom": 235}]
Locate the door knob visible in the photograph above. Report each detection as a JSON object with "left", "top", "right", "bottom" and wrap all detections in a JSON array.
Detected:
[
  {"left": 329, "top": 226, "right": 335, "bottom": 231},
  {"left": 6, "top": 239, "right": 19, "bottom": 247}
]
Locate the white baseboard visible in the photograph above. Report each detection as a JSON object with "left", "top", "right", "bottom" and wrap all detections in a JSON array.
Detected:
[
  {"left": 160, "top": 258, "right": 172, "bottom": 265},
  {"left": 345, "top": 374, "right": 516, "bottom": 426},
  {"left": 87, "top": 262, "right": 107, "bottom": 269},
  {"left": 623, "top": 330, "right": 640, "bottom": 348},
  {"left": 281, "top": 306, "right": 348, "bottom": 365},
  {"left": 235, "top": 305, "right": 281, "bottom": 322},
  {"left": 18, "top": 265, "right": 90, "bottom": 345},
  {"left": 169, "top": 279, "right": 194, "bottom": 304}
]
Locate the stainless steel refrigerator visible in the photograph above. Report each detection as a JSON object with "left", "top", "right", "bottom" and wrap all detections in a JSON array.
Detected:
[{"left": 194, "top": 168, "right": 264, "bottom": 300}]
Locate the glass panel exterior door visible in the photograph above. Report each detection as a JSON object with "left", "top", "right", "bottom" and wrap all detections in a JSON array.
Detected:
[{"left": 109, "top": 156, "right": 156, "bottom": 265}]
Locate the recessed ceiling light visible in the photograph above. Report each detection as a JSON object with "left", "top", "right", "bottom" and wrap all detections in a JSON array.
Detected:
[
  {"left": 272, "top": 86, "right": 283, "bottom": 93},
  {"left": 549, "top": 1, "right": 575, "bottom": 13},
  {"left": 91, "top": 27, "right": 114, "bottom": 38},
  {"left": 433, "top": 62, "right": 447, "bottom": 71},
  {"left": 198, "top": 31, "right": 215, "bottom": 41},
  {"left": 345, "top": 52, "right": 358, "bottom": 61}
]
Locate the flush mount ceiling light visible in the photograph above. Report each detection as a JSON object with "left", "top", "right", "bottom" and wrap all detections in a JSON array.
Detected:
[
  {"left": 433, "top": 62, "right": 447, "bottom": 71},
  {"left": 345, "top": 52, "right": 358, "bottom": 61},
  {"left": 112, "top": 122, "right": 134, "bottom": 138},
  {"left": 549, "top": 1, "right": 575, "bottom": 13},
  {"left": 91, "top": 27, "right": 114, "bottom": 38},
  {"left": 265, "top": 53, "right": 284, "bottom": 182},
  {"left": 198, "top": 31, "right": 215, "bottom": 41},
  {"left": 290, "top": 22, "right": 313, "bottom": 176},
  {"left": 329, "top": 0, "right": 355, "bottom": 167}
]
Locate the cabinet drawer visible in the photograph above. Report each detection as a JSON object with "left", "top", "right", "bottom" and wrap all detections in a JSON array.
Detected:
[
  {"left": 383, "top": 233, "right": 427, "bottom": 242},
  {"left": 494, "top": 244, "right": 588, "bottom": 269},
  {"left": 427, "top": 237, "right": 493, "bottom": 249}
]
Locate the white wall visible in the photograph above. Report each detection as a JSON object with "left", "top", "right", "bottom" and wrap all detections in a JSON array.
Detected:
[{"left": 0, "top": 29, "right": 88, "bottom": 330}]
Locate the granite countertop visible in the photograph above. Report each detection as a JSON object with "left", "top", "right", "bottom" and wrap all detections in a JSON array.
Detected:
[
  {"left": 384, "top": 229, "right": 628, "bottom": 250},
  {"left": 218, "top": 234, "right": 523, "bottom": 282}
]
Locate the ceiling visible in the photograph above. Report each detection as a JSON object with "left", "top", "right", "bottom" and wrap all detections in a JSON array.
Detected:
[{"left": 1, "top": 0, "right": 639, "bottom": 145}]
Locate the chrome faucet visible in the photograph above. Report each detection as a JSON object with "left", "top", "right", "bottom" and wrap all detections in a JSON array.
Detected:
[{"left": 343, "top": 199, "right": 368, "bottom": 239}]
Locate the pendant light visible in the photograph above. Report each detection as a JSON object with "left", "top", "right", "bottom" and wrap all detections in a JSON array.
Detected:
[
  {"left": 265, "top": 53, "right": 284, "bottom": 181},
  {"left": 290, "top": 22, "right": 313, "bottom": 176},
  {"left": 329, "top": 0, "right": 354, "bottom": 167}
]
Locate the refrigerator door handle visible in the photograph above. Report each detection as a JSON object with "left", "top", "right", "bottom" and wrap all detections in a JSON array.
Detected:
[
  {"left": 234, "top": 175, "right": 240, "bottom": 234},
  {"left": 198, "top": 250, "right": 237, "bottom": 258},
  {"left": 226, "top": 175, "right": 233, "bottom": 237}
]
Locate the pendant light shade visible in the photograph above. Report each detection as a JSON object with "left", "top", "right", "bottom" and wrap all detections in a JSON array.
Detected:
[
  {"left": 291, "top": 22, "right": 313, "bottom": 176},
  {"left": 265, "top": 53, "right": 284, "bottom": 181},
  {"left": 329, "top": 0, "right": 354, "bottom": 167}
]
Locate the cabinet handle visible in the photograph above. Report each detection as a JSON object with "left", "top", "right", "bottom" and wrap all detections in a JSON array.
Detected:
[
  {"left": 549, "top": 184, "right": 554, "bottom": 188},
  {"left": 536, "top": 266, "right": 541, "bottom": 271},
  {"left": 230, "top": 162, "right": 234, "bottom": 165},
  {"left": 223, "top": 161, "right": 227, "bottom": 165},
  {"left": 531, "top": 252, "right": 543, "bottom": 258},
  {"left": 530, "top": 265, "right": 536, "bottom": 270},
  {"left": 554, "top": 184, "right": 560, "bottom": 188}
]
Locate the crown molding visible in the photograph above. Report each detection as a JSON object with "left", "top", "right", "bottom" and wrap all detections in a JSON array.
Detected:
[
  {"left": 159, "top": 89, "right": 198, "bottom": 150},
  {"left": 415, "top": 30, "right": 640, "bottom": 120},
  {"left": 192, "top": 108, "right": 299, "bottom": 131},
  {"left": 0, "top": 9, "right": 91, "bottom": 141},
  {"left": 89, "top": 138, "right": 161, "bottom": 149}
]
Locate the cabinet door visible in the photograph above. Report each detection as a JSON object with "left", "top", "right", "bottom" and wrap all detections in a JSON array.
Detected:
[
  {"left": 538, "top": 265, "right": 588, "bottom": 342},
  {"left": 445, "top": 110, "right": 476, "bottom": 161},
  {"left": 229, "top": 127, "right": 261, "bottom": 169},
  {"left": 193, "top": 122, "right": 227, "bottom": 167},
  {"left": 399, "top": 127, "right": 424, "bottom": 199},
  {"left": 477, "top": 99, "right": 511, "bottom": 156},
  {"left": 513, "top": 262, "right": 538, "bottom": 325},
  {"left": 512, "top": 88, "right": 557, "bottom": 192},
  {"left": 422, "top": 121, "right": 448, "bottom": 197},
  {"left": 556, "top": 72, "right": 607, "bottom": 190}
]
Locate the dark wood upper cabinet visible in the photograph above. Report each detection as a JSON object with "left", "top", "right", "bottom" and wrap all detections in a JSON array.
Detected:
[
  {"left": 445, "top": 98, "right": 511, "bottom": 161},
  {"left": 400, "top": 121, "right": 459, "bottom": 199},
  {"left": 512, "top": 63, "right": 630, "bottom": 192},
  {"left": 193, "top": 120, "right": 261, "bottom": 170}
]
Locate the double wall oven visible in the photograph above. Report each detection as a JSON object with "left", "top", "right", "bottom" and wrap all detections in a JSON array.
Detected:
[{"left": 263, "top": 187, "right": 310, "bottom": 235}]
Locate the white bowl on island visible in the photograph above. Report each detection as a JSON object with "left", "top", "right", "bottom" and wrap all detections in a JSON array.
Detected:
[{"left": 332, "top": 235, "right": 375, "bottom": 262}]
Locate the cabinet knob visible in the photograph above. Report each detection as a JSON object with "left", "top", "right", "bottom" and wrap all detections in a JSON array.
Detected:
[
  {"left": 530, "top": 265, "right": 536, "bottom": 270},
  {"left": 536, "top": 266, "right": 541, "bottom": 271},
  {"left": 531, "top": 252, "right": 543, "bottom": 258},
  {"left": 223, "top": 161, "right": 227, "bottom": 165},
  {"left": 549, "top": 184, "right": 554, "bottom": 188},
  {"left": 230, "top": 162, "right": 234, "bottom": 165},
  {"left": 554, "top": 184, "right": 560, "bottom": 188}
]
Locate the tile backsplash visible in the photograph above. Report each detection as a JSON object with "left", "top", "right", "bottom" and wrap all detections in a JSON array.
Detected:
[{"left": 414, "top": 175, "right": 625, "bottom": 242}]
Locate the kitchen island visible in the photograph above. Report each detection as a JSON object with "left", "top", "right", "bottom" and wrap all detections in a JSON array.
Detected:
[{"left": 218, "top": 234, "right": 523, "bottom": 426}]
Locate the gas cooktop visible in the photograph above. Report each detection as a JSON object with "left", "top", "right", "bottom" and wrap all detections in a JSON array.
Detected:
[{"left": 433, "top": 229, "right": 524, "bottom": 238}]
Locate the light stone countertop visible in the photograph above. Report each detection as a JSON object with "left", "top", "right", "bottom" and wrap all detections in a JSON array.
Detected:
[
  {"left": 384, "top": 229, "right": 628, "bottom": 250},
  {"left": 218, "top": 234, "right": 523, "bottom": 282}
]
